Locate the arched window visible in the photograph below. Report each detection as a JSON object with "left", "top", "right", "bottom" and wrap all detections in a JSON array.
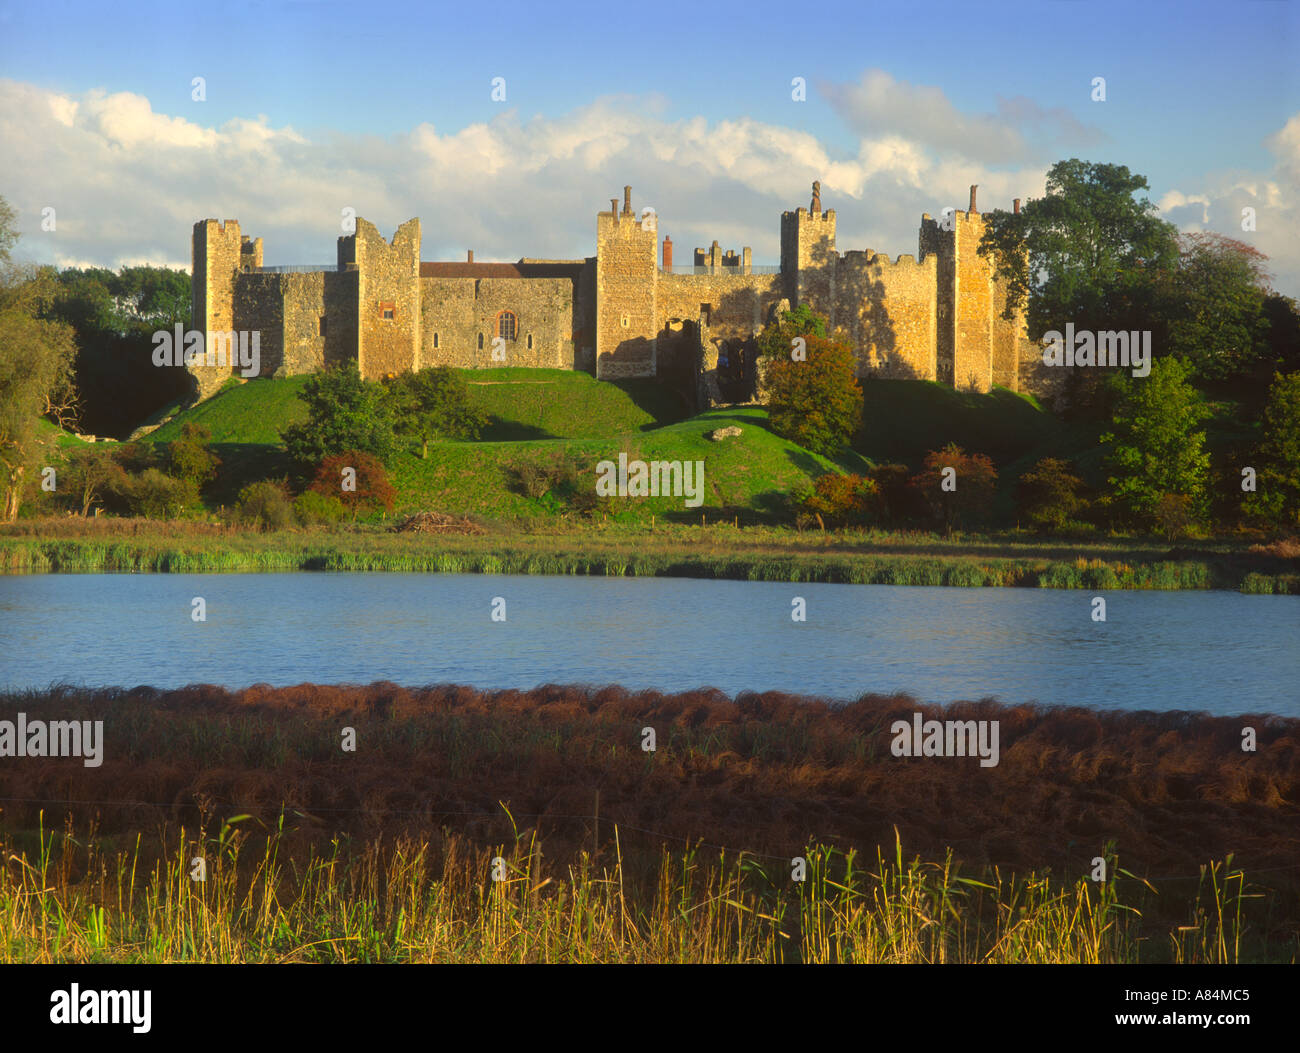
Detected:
[{"left": 497, "top": 310, "right": 517, "bottom": 341}]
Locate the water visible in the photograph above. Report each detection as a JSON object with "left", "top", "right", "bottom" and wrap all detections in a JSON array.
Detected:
[{"left": 1, "top": 573, "right": 1297, "bottom": 716}]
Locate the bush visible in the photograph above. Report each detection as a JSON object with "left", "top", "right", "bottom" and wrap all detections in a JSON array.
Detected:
[
  {"left": 1016, "top": 457, "right": 1088, "bottom": 533},
  {"left": 869, "top": 463, "right": 928, "bottom": 526},
  {"left": 912, "top": 444, "right": 998, "bottom": 534},
  {"left": 166, "top": 421, "right": 221, "bottom": 488},
  {"left": 309, "top": 450, "right": 396, "bottom": 519},
  {"left": 802, "top": 473, "right": 877, "bottom": 527},
  {"left": 759, "top": 308, "right": 862, "bottom": 456},
  {"left": 127, "top": 469, "right": 197, "bottom": 519},
  {"left": 293, "top": 490, "right": 346, "bottom": 526},
  {"left": 236, "top": 481, "right": 294, "bottom": 531},
  {"left": 505, "top": 449, "right": 607, "bottom": 516}
]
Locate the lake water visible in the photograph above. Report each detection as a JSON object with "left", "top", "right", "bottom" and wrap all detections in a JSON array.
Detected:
[{"left": 1, "top": 573, "right": 1297, "bottom": 717}]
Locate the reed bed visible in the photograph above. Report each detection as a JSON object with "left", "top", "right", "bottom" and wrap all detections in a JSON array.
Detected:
[
  {"left": 0, "top": 817, "right": 1277, "bottom": 964},
  {"left": 2, "top": 518, "right": 1294, "bottom": 591}
]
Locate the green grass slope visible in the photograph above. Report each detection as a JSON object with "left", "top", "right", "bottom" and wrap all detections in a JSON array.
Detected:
[
  {"left": 148, "top": 376, "right": 313, "bottom": 444},
  {"left": 393, "top": 406, "right": 871, "bottom": 521}
]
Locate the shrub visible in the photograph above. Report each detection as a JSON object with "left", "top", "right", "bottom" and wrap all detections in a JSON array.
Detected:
[
  {"left": 236, "top": 480, "right": 294, "bottom": 531},
  {"left": 912, "top": 444, "right": 998, "bottom": 534},
  {"left": 869, "top": 463, "right": 928, "bottom": 525},
  {"left": 505, "top": 449, "right": 607, "bottom": 516},
  {"left": 1016, "top": 457, "right": 1088, "bottom": 532},
  {"left": 309, "top": 450, "right": 396, "bottom": 519},
  {"left": 127, "top": 469, "right": 197, "bottom": 519},
  {"left": 166, "top": 421, "right": 221, "bottom": 488},
  {"left": 802, "top": 473, "right": 877, "bottom": 527},
  {"left": 293, "top": 490, "right": 346, "bottom": 526}
]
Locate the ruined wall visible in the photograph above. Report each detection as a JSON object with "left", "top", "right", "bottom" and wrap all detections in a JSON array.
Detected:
[
  {"left": 595, "top": 192, "right": 658, "bottom": 379},
  {"left": 656, "top": 271, "right": 783, "bottom": 403},
  {"left": 832, "top": 251, "right": 938, "bottom": 381},
  {"left": 419, "top": 271, "right": 583, "bottom": 369},
  {"left": 352, "top": 218, "right": 420, "bottom": 379}
]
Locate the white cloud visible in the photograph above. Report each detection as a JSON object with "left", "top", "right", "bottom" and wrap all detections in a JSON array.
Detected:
[{"left": 1, "top": 77, "right": 1293, "bottom": 297}]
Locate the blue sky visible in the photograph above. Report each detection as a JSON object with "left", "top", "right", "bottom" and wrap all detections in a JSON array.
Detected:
[{"left": 2, "top": 0, "right": 1298, "bottom": 290}]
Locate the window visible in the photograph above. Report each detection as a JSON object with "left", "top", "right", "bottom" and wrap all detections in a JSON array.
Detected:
[
  {"left": 497, "top": 310, "right": 517, "bottom": 341},
  {"left": 433, "top": 332, "right": 439, "bottom": 349},
  {"left": 379, "top": 301, "right": 395, "bottom": 321},
  {"left": 319, "top": 316, "right": 327, "bottom": 336},
  {"left": 477, "top": 333, "right": 484, "bottom": 350},
  {"left": 527, "top": 334, "right": 533, "bottom": 350}
]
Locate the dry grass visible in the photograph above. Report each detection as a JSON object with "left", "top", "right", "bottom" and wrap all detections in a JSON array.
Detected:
[{"left": 1, "top": 682, "right": 1296, "bottom": 961}]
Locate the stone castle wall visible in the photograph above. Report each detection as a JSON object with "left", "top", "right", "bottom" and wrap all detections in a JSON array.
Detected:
[{"left": 189, "top": 182, "right": 1033, "bottom": 403}]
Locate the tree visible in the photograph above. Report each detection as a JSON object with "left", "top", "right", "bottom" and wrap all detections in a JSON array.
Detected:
[
  {"left": 1243, "top": 371, "right": 1300, "bottom": 528},
  {"left": 801, "top": 472, "right": 877, "bottom": 528},
  {"left": 1101, "top": 357, "right": 1211, "bottom": 529},
  {"left": 308, "top": 450, "right": 396, "bottom": 519},
  {"left": 759, "top": 308, "right": 862, "bottom": 456},
  {"left": 912, "top": 444, "right": 998, "bottom": 534},
  {"left": 384, "top": 366, "right": 487, "bottom": 458},
  {"left": 978, "top": 159, "right": 1180, "bottom": 340},
  {"left": 1152, "top": 233, "right": 1272, "bottom": 384},
  {"left": 0, "top": 197, "right": 80, "bottom": 520},
  {"left": 63, "top": 446, "right": 129, "bottom": 516},
  {"left": 281, "top": 363, "right": 398, "bottom": 471},
  {"left": 1016, "top": 457, "right": 1088, "bottom": 532},
  {"left": 166, "top": 421, "right": 220, "bottom": 488}
]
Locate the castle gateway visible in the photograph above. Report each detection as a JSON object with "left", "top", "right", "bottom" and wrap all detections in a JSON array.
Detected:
[{"left": 190, "top": 183, "right": 1034, "bottom": 404}]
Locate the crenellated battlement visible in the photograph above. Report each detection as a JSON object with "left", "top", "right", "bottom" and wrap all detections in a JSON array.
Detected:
[{"left": 187, "top": 178, "right": 1030, "bottom": 405}]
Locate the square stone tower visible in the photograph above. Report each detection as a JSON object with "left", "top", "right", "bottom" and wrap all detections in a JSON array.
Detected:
[{"left": 595, "top": 186, "right": 658, "bottom": 378}]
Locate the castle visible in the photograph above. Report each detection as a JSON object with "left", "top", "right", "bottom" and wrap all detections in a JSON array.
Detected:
[{"left": 190, "top": 183, "right": 1035, "bottom": 405}]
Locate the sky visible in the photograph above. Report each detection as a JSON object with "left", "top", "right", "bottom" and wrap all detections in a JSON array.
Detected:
[{"left": 1, "top": 0, "right": 1298, "bottom": 293}]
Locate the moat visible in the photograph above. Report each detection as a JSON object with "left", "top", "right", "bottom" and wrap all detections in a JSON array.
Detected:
[{"left": 3, "top": 573, "right": 1296, "bottom": 716}]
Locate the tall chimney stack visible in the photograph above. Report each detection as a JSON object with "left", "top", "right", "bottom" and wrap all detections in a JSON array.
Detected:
[
  {"left": 623, "top": 185, "right": 632, "bottom": 217},
  {"left": 662, "top": 235, "right": 673, "bottom": 270},
  {"left": 969, "top": 185, "right": 978, "bottom": 214},
  {"left": 1013, "top": 198, "right": 1021, "bottom": 215},
  {"left": 611, "top": 198, "right": 619, "bottom": 217},
  {"left": 467, "top": 249, "right": 474, "bottom": 263}
]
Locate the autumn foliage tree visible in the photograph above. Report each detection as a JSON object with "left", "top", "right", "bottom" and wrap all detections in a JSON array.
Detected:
[
  {"left": 912, "top": 444, "right": 998, "bottom": 534},
  {"left": 309, "top": 450, "right": 396, "bottom": 519}
]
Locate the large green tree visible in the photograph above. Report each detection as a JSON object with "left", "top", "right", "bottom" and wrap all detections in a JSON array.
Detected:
[
  {"left": 0, "top": 197, "right": 79, "bottom": 521},
  {"left": 978, "top": 159, "right": 1180, "bottom": 341},
  {"left": 1100, "top": 356, "right": 1211, "bottom": 529},
  {"left": 384, "top": 366, "right": 487, "bottom": 458},
  {"left": 281, "top": 362, "right": 398, "bottom": 470},
  {"left": 1243, "top": 371, "right": 1300, "bottom": 528}
]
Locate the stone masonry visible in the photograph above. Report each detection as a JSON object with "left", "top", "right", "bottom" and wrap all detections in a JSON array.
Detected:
[{"left": 190, "top": 182, "right": 1034, "bottom": 404}]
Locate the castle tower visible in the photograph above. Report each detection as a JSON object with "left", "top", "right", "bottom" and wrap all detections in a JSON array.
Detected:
[
  {"left": 595, "top": 185, "right": 658, "bottom": 378},
  {"left": 919, "top": 185, "right": 997, "bottom": 392},
  {"left": 338, "top": 218, "right": 421, "bottom": 379},
  {"left": 191, "top": 219, "right": 258, "bottom": 399},
  {"left": 780, "top": 183, "right": 837, "bottom": 320}
]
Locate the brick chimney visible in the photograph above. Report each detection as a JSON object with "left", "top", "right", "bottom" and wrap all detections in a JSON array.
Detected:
[
  {"left": 662, "top": 235, "right": 673, "bottom": 270},
  {"left": 969, "top": 185, "right": 978, "bottom": 214},
  {"left": 1013, "top": 198, "right": 1021, "bottom": 215},
  {"left": 467, "top": 249, "right": 474, "bottom": 263},
  {"left": 623, "top": 185, "right": 632, "bottom": 217}
]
